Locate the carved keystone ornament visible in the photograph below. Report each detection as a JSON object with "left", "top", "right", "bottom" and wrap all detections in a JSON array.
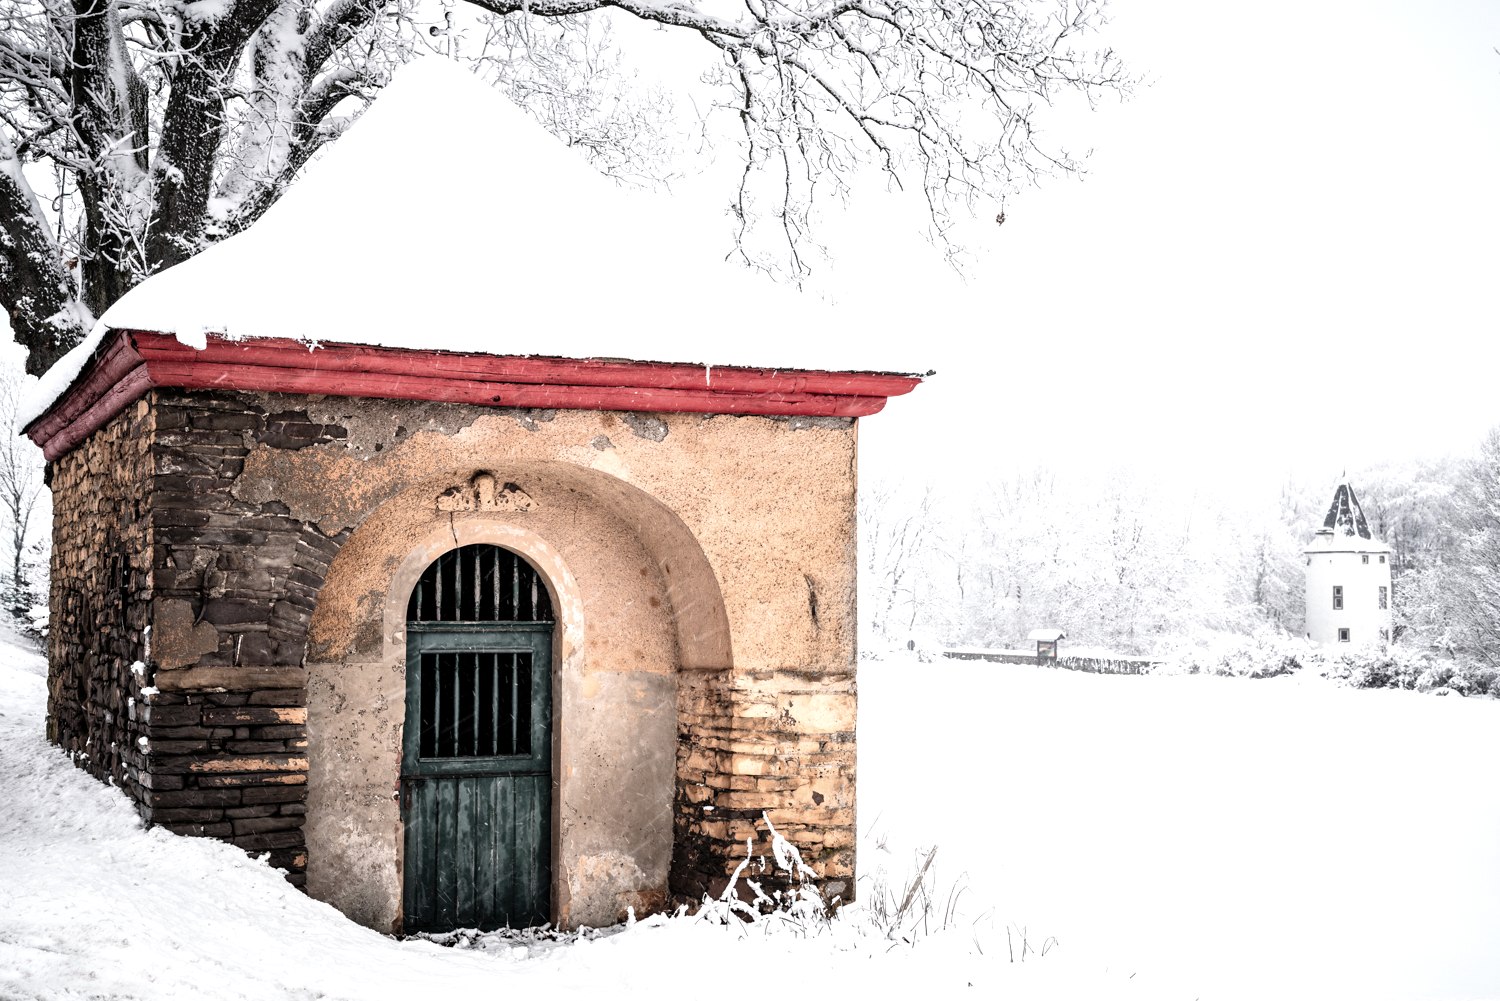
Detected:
[{"left": 435, "top": 473, "right": 536, "bottom": 513}]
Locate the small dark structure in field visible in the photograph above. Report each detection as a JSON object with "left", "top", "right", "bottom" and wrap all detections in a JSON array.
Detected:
[{"left": 1028, "top": 628, "right": 1066, "bottom": 661}]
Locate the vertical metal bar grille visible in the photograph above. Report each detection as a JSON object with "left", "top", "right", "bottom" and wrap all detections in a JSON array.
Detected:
[
  {"left": 420, "top": 658, "right": 437, "bottom": 758},
  {"left": 490, "top": 652, "right": 501, "bottom": 754},
  {"left": 416, "top": 650, "right": 532, "bottom": 759},
  {"left": 447, "top": 654, "right": 459, "bottom": 757},
  {"left": 408, "top": 544, "right": 554, "bottom": 623},
  {"left": 508, "top": 653, "right": 519, "bottom": 754},
  {"left": 511, "top": 556, "right": 520, "bottom": 621},
  {"left": 469, "top": 653, "right": 479, "bottom": 756}
]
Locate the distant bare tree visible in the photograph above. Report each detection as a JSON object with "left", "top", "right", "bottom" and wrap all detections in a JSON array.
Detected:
[
  {"left": 0, "top": 354, "right": 46, "bottom": 618},
  {"left": 859, "top": 480, "right": 934, "bottom": 645}
]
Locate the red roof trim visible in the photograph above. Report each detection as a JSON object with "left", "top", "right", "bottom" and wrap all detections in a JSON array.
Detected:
[{"left": 28, "top": 330, "right": 923, "bottom": 461}]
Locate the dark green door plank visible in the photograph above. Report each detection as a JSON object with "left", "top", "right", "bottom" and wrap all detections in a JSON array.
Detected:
[
  {"left": 495, "top": 773, "right": 515, "bottom": 924},
  {"left": 435, "top": 776, "right": 457, "bottom": 929},
  {"left": 515, "top": 773, "right": 549, "bottom": 926},
  {"left": 455, "top": 776, "right": 474, "bottom": 921},
  {"left": 477, "top": 776, "right": 498, "bottom": 929},
  {"left": 405, "top": 778, "right": 435, "bottom": 928}
]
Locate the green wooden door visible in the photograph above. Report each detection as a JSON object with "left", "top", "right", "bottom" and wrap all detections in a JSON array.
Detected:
[{"left": 401, "top": 545, "right": 554, "bottom": 932}]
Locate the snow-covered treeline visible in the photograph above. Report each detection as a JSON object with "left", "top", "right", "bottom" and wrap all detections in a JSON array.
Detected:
[
  {"left": 1363, "top": 430, "right": 1500, "bottom": 663},
  {"left": 861, "top": 429, "right": 1500, "bottom": 668},
  {"left": 862, "top": 469, "right": 1303, "bottom": 655}
]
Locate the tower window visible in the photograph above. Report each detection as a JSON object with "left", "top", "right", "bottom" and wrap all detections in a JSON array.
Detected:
[
  {"left": 1333, "top": 585, "right": 1344, "bottom": 610},
  {"left": 1338, "top": 628, "right": 1350, "bottom": 642},
  {"left": 1379, "top": 586, "right": 1388, "bottom": 610},
  {"left": 1362, "top": 554, "right": 1369, "bottom": 564},
  {"left": 1380, "top": 555, "right": 1386, "bottom": 564}
]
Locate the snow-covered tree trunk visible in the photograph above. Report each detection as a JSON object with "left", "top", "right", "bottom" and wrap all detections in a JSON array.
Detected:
[
  {"left": 0, "top": 133, "right": 91, "bottom": 374},
  {"left": 66, "top": 0, "right": 153, "bottom": 315}
]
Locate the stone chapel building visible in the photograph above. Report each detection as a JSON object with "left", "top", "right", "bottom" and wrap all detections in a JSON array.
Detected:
[{"left": 24, "top": 59, "right": 924, "bottom": 934}]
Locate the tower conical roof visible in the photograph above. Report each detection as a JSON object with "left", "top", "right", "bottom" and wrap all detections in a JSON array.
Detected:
[
  {"left": 1322, "top": 482, "right": 1372, "bottom": 539},
  {"left": 1306, "top": 480, "right": 1389, "bottom": 553}
]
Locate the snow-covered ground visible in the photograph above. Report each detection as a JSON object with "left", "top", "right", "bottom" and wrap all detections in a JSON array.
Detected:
[{"left": 3, "top": 630, "right": 1497, "bottom": 1000}]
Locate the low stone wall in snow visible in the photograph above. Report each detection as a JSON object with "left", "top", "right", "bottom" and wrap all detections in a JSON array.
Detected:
[
  {"left": 943, "top": 648, "right": 1160, "bottom": 675},
  {"left": 131, "top": 690, "right": 309, "bottom": 879}
]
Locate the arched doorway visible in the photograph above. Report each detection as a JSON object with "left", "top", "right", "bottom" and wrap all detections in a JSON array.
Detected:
[
  {"left": 400, "top": 543, "right": 554, "bottom": 931},
  {"left": 304, "top": 465, "right": 736, "bottom": 931}
]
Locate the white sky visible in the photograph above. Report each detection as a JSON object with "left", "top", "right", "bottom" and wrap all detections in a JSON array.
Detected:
[
  {"left": 800, "top": 0, "right": 1500, "bottom": 494},
  {"left": 11, "top": 0, "right": 1497, "bottom": 505},
  {"left": 424, "top": 0, "right": 1499, "bottom": 503}
]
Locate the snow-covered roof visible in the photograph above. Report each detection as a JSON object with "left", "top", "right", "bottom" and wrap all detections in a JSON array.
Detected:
[
  {"left": 24, "top": 57, "right": 926, "bottom": 426},
  {"left": 1026, "top": 629, "right": 1066, "bottom": 642},
  {"left": 1306, "top": 480, "right": 1390, "bottom": 553}
]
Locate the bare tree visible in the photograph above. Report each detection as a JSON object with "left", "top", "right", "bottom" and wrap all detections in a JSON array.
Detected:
[
  {"left": 0, "top": 351, "right": 45, "bottom": 617},
  {"left": 859, "top": 479, "right": 934, "bottom": 645},
  {"left": 0, "top": 0, "right": 1128, "bottom": 375}
]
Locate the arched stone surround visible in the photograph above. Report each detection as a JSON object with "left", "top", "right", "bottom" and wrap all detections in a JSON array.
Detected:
[{"left": 303, "top": 461, "right": 732, "bottom": 931}]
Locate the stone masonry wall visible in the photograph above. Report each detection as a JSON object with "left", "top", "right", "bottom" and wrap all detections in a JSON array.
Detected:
[
  {"left": 48, "top": 399, "right": 154, "bottom": 808},
  {"left": 672, "top": 666, "right": 857, "bottom": 904},
  {"left": 135, "top": 389, "right": 353, "bottom": 884}
]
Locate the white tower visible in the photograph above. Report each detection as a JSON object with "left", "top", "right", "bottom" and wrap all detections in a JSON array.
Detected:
[{"left": 1304, "top": 481, "right": 1393, "bottom": 646}]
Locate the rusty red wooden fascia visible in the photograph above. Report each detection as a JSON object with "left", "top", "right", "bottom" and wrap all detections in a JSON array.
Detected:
[{"left": 27, "top": 329, "right": 923, "bottom": 461}]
